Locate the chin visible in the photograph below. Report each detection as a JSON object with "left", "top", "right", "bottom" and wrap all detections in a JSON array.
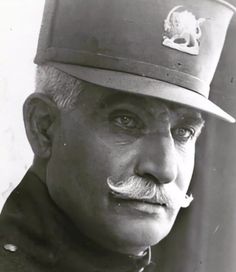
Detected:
[
  {"left": 101, "top": 216, "right": 175, "bottom": 255},
  {"left": 132, "top": 219, "right": 173, "bottom": 246}
]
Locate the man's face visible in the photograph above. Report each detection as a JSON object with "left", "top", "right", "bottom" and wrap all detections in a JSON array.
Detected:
[{"left": 46, "top": 84, "right": 204, "bottom": 255}]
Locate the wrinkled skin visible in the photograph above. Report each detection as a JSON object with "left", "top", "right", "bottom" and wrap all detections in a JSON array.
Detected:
[{"left": 25, "top": 84, "right": 204, "bottom": 255}]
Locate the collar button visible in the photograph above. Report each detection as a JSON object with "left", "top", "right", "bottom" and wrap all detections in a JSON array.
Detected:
[{"left": 3, "top": 244, "right": 18, "bottom": 253}]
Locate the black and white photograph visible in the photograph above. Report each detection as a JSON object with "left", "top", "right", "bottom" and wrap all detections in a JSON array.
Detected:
[{"left": 0, "top": 1, "right": 236, "bottom": 271}]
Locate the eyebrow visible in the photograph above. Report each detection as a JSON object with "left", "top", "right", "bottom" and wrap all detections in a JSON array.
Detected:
[
  {"left": 98, "top": 91, "right": 146, "bottom": 109},
  {"left": 181, "top": 115, "right": 205, "bottom": 126},
  {"left": 99, "top": 91, "right": 206, "bottom": 129},
  {"left": 168, "top": 101, "right": 204, "bottom": 123},
  {"left": 175, "top": 113, "right": 206, "bottom": 133}
]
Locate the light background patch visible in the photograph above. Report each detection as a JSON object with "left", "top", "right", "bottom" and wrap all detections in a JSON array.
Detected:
[{"left": 0, "top": 0, "right": 45, "bottom": 210}]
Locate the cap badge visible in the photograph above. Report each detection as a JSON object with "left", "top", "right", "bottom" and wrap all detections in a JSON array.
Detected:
[{"left": 162, "top": 6, "right": 206, "bottom": 55}]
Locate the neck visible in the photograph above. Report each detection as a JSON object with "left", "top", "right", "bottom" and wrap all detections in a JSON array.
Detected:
[{"left": 29, "top": 157, "right": 47, "bottom": 183}]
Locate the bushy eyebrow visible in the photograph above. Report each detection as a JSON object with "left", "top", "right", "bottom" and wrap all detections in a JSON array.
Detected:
[
  {"left": 169, "top": 102, "right": 204, "bottom": 124},
  {"left": 186, "top": 116, "right": 205, "bottom": 129},
  {"left": 98, "top": 92, "right": 145, "bottom": 109},
  {"left": 98, "top": 91, "right": 206, "bottom": 131}
]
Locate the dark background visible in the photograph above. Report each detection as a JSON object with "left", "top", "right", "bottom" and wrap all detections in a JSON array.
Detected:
[{"left": 152, "top": 6, "right": 236, "bottom": 272}]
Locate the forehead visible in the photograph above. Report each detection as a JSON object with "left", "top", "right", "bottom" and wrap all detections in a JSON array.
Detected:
[{"left": 82, "top": 83, "right": 203, "bottom": 121}]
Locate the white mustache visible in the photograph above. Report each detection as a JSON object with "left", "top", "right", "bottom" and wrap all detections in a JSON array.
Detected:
[{"left": 107, "top": 176, "right": 193, "bottom": 209}]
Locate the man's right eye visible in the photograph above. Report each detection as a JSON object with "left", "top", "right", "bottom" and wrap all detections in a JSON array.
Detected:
[
  {"left": 110, "top": 111, "right": 144, "bottom": 130},
  {"left": 113, "top": 115, "right": 137, "bottom": 128}
]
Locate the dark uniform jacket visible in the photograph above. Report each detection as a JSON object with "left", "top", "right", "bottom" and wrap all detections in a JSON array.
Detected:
[{"left": 0, "top": 171, "right": 156, "bottom": 272}]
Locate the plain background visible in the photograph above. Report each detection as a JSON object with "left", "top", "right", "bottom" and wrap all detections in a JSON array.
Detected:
[{"left": 0, "top": 0, "right": 45, "bottom": 208}]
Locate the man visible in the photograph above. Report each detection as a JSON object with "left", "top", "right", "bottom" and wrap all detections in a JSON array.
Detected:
[{"left": 0, "top": 0, "right": 235, "bottom": 271}]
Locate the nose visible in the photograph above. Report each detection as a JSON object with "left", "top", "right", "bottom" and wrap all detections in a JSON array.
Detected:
[{"left": 135, "top": 133, "right": 177, "bottom": 185}]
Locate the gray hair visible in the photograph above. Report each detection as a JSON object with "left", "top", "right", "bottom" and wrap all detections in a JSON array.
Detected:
[{"left": 35, "top": 65, "right": 86, "bottom": 110}]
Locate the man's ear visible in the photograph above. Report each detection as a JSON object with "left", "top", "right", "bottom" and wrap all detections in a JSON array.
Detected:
[{"left": 23, "top": 93, "right": 59, "bottom": 159}]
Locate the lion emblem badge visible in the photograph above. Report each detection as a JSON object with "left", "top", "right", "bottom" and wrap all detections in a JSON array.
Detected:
[{"left": 162, "top": 6, "right": 206, "bottom": 55}]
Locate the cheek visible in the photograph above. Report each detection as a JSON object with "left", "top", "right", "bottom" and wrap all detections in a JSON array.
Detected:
[
  {"left": 64, "top": 119, "right": 139, "bottom": 177},
  {"left": 50, "top": 121, "right": 135, "bottom": 198},
  {"left": 176, "top": 144, "right": 196, "bottom": 190},
  {"left": 46, "top": 128, "right": 111, "bottom": 228}
]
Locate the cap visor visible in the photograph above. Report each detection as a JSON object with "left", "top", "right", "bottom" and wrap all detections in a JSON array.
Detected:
[{"left": 49, "top": 63, "right": 235, "bottom": 123}]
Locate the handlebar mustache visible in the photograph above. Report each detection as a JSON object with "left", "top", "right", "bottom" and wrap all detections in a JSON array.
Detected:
[{"left": 107, "top": 175, "right": 193, "bottom": 209}]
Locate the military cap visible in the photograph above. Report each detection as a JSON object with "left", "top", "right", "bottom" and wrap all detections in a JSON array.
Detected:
[{"left": 35, "top": 0, "right": 236, "bottom": 122}]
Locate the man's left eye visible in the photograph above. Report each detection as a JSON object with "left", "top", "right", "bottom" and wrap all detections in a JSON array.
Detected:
[{"left": 172, "top": 127, "right": 195, "bottom": 142}]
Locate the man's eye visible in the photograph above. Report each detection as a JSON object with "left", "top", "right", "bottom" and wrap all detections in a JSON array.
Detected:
[
  {"left": 111, "top": 113, "right": 143, "bottom": 130},
  {"left": 113, "top": 116, "right": 137, "bottom": 128},
  {"left": 172, "top": 127, "right": 195, "bottom": 142}
]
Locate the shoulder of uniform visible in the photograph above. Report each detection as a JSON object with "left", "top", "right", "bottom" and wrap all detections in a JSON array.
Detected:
[{"left": 0, "top": 238, "right": 46, "bottom": 272}]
